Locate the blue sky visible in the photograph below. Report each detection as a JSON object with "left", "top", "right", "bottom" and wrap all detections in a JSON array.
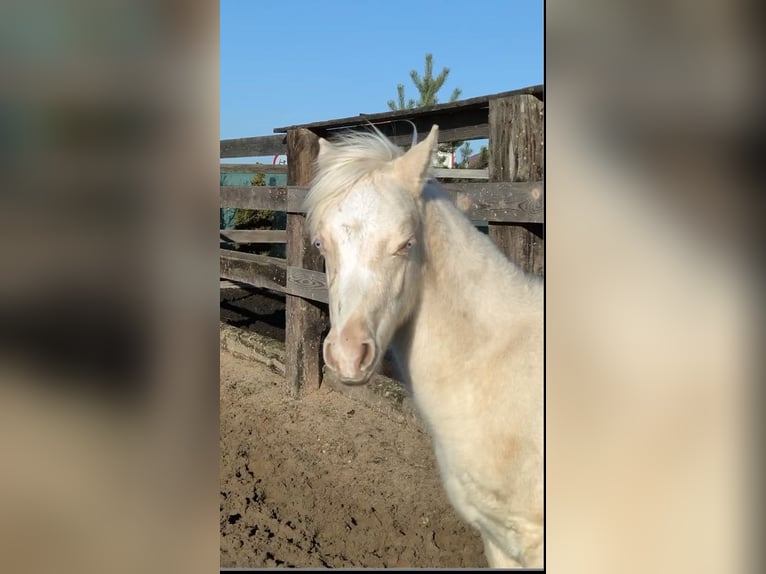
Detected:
[{"left": 220, "top": 0, "right": 542, "bottom": 158}]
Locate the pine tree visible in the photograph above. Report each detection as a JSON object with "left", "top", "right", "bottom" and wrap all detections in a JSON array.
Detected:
[
  {"left": 387, "top": 54, "right": 465, "bottom": 166},
  {"left": 389, "top": 84, "right": 416, "bottom": 111},
  {"left": 387, "top": 54, "right": 462, "bottom": 111},
  {"left": 458, "top": 141, "right": 474, "bottom": 168}
]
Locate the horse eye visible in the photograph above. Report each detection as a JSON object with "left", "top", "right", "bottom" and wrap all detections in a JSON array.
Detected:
[{"left": 397, "top": 238, "right": 415, "bottom": 254}]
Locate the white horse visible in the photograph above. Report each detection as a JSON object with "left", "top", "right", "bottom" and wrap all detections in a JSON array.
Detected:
[{"left": 304, "top": 125, "right": 543, "bottom": 568}]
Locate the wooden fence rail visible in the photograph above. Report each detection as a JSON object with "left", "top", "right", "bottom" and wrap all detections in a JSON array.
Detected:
[
  {"left": 220, "top": 249, "right": 328, "bottom": 303},
  {"left": 220, "top": 134, "right": 286, "bottom": 158},
  {"left": 220, "top": 181, "right": 544, "bottom": 224},
  {"left": 220, "top": 85, "right": 544, "bottom": 397},
  {"left": 219, "top": 230, "right": 287, "bottom": 244}
]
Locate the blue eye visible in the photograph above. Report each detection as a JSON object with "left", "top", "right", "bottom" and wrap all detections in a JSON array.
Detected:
[{"left": 314, "top": 239, "right": 322, "bottom": 249}]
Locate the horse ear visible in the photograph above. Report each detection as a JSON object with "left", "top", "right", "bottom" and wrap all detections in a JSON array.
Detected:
[
  {"left": 317, "top": 138, "right": 333, "bottom": 162},
  {"left": 394, "top": 125, "right": 439, "bottom": 195}
]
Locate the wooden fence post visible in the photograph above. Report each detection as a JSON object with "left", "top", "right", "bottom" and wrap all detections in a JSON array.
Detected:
[
  {"left": 286, "top": 128, "right": 327, "bottom": 397},
  {"left": 488, "top": 94, "right": 544, "bottom": 276}
]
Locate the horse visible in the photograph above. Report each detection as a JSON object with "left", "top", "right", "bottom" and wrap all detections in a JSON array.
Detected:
[{"left": 304, "top": 125, "right": 543, "bottom": 568}]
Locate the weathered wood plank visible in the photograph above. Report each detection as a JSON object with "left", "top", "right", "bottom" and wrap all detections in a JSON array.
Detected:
[
  {"left": 285, "top": 128, "right": 328, "bottom": 397},
  {"left": 315, "top": 108, "right": 491, "bottom": 150},
  {"left": 442, "top": 182, "right": 544, "bottom": 223},
  {"left": 220, "top": 163, "right": 288, "bottom": 173},
  {"left": 432, "top": 168, "right": 488, "bottom": 180},
  {"left": 218, "top": 250, "right": 329, "bottom": 304},
  {"left": 220, "top": 186, "right": 288, "bottom": 210},
  {"left": 219, "top": 230, "right": 287, "bottom": 244},
  {"left": 274, "top": 85, "right": 543, "bottom": 133},
  {"left": 386, "top": 123, "right": 489, "bottom": 146},
  {"left": 221, "top": 182, "right": 543, "bottom": 222},
  {"left": 286, "top": 266, "right": 328, "bottom": 304},
  {"left": 219, "top": 250, "right": 286, "bottom": 293},
  {"left": 217, "top": 185, "right": 322, "bottom": 213},
  {"left": 287, "top": 186, "right": 309, "bottom": 213},
  {"left": 220, "top": 134, "right": 286, "bottom": 158},
  {"left": 488, "top": 94, "right": 544, "bottom": 276}
]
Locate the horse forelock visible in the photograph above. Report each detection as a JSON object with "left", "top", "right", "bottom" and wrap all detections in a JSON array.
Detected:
[{"left": 305, "top": 129, "right": 405, "bottom": 238}]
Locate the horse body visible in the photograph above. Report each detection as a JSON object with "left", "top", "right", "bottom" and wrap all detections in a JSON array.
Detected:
[
  {"left": 394, "top": 180, "right": 543, "bottom": 568},
  {"left": 305, "top": 125, "right": 543, "bottom": 568}
]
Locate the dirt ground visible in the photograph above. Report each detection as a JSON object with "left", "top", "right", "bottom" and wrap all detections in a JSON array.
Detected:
[{"left": 220, "top": 349, "right": 486, "bottom": 568}]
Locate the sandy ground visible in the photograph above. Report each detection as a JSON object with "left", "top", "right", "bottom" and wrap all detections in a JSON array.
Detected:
[{"left": 219, "top": 350, "right": 486, "bottom": 568}]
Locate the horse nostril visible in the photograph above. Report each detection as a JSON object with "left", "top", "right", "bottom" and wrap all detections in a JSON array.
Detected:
[
  {"left": 323, "top": 338, "right": 337, "bottom": 371},
  {"left": 357, "top": 340, "right": 376, "bottom": 372}
]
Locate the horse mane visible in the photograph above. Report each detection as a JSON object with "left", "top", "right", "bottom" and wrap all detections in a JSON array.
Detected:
[{"left": 304, "top": 127, "right": 405, "bottom": 238}]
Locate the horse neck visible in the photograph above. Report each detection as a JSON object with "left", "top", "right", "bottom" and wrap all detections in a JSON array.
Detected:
[
  {"left": 391, "top": 182, "right": 540, "bottom": 375},
  {"left": 419, "top": 182, "right": 534, "bottom": 311}
]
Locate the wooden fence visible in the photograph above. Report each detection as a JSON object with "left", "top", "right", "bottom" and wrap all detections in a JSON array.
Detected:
[{"left": 220, "top": 85, "right": 544, "bottom": 396}]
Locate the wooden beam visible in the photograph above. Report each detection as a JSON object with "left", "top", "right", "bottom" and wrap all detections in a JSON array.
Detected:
[
  {"left": 312, "top": 107, "right": 491, "bottom": 149},
  {"left": 219, "top": 250, "right": 329, "bottom": 303},
  {"left": 286, "top": 266, "right": 328, "bottom": 304},
  {"left": 220, "top": 182, "right": 543, "bottom": 223},
  {"left": 220, "top": 163, "right": 288, "bottom": 173},
  {"left": 220, "top": 134, "right": 287, "bottom": 158},
  {"left": 219, "top": 230, "right": 287, "bottom": 244},
  {"left": 386, "top": 123, "right": 489, "bottom": 146},
  {"left": 219, "top": 250, "right": 286, "bottom": 293},
  {"left": 443, "top": 182, "right": 543, "bottom": 223},
  {"left": 220, "top": 186, "right": 288, "bottom": 210},
  {"left": 287, "top": 186, "right": 309, "bottom": 213},
  {"left": 219, "top": 250, "right": 327, "bottom": 296},
  {"left": 273, "top": 85, "right": 544, "bottom": 133},
  {"left": 488, "top": 94, "right": 545, "bottom": 276},
  {"left": 432, "top": 168, "right": 488, "bottom": 180},
  {"left": 285, "top": 128, "right": 328, "bottom": 397}
]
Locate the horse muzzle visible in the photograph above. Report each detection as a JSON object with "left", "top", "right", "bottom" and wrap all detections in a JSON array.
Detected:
[{"left": 323, "top": 321, "right": 378, "bottom": 385}]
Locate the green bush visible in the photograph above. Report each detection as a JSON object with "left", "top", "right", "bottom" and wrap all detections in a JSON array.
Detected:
[{"left": 233, "top": 173, "right": 276, "bottom": 230}]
